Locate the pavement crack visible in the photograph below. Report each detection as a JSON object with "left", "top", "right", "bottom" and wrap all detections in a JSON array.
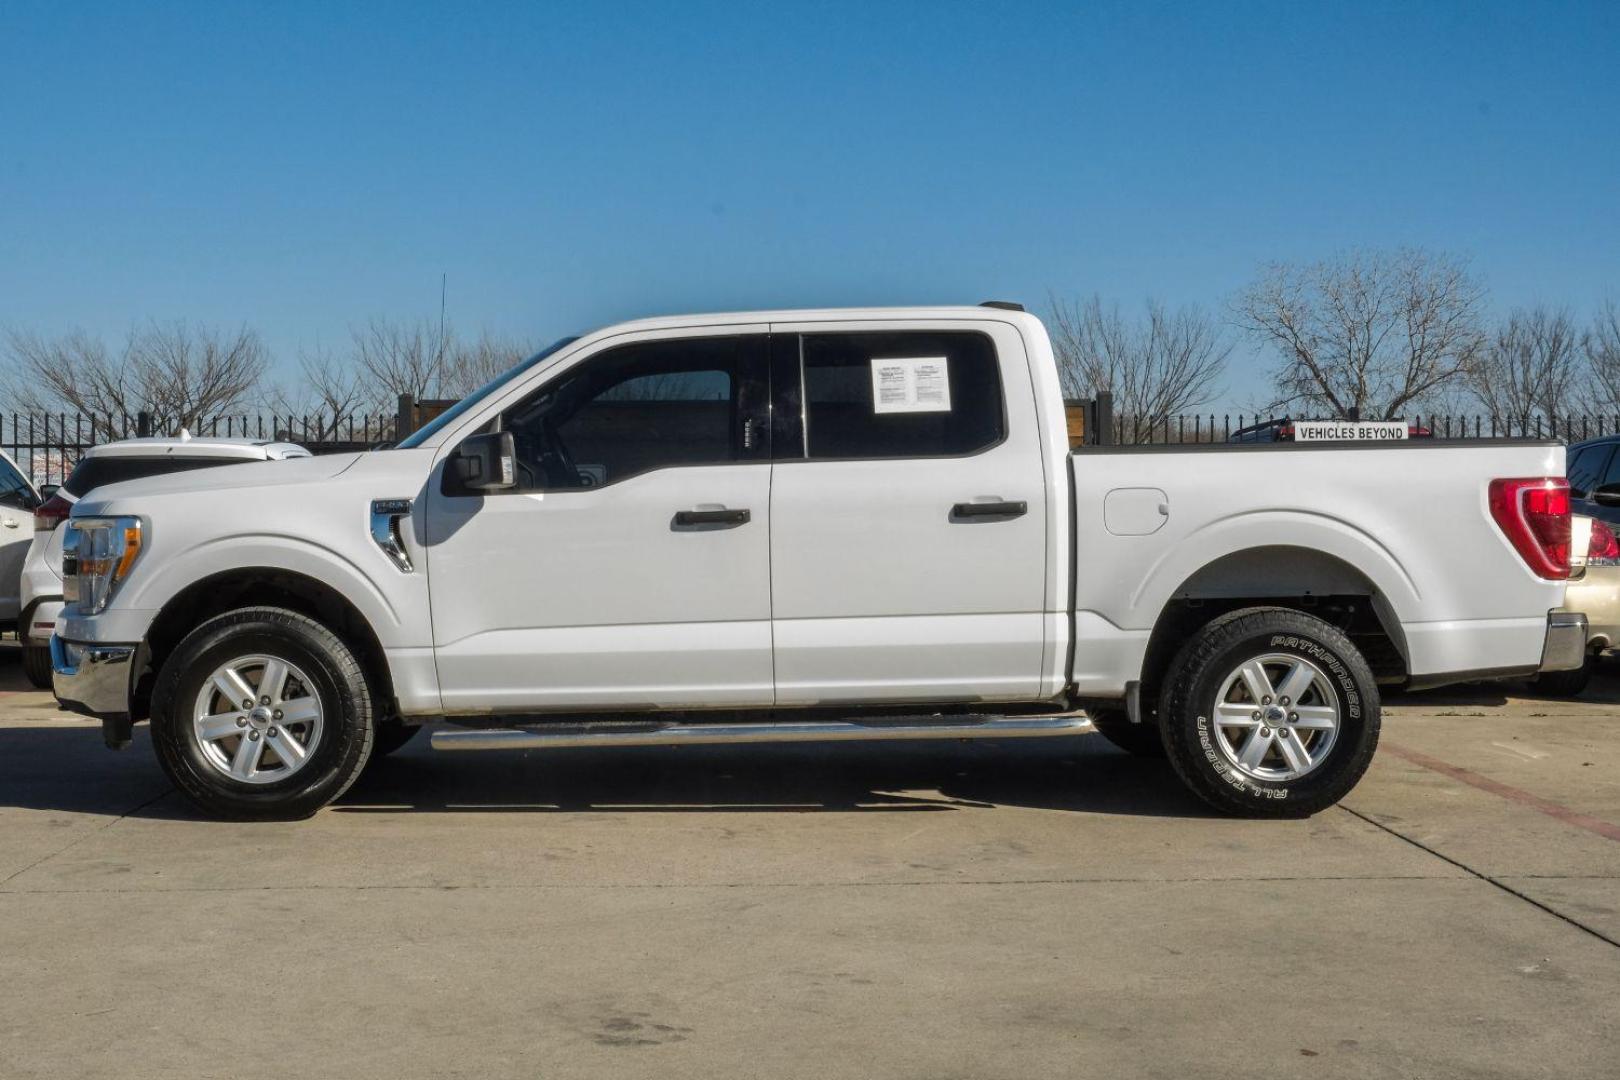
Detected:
[
  {"left": 1340, "top": 805, "right": 1620, "bottom": 950},
  {"left": 0, "top": 786, "right": 174, "bottom": 889}
]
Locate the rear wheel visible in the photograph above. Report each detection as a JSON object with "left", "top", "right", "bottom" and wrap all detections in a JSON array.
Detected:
[
  {"left": 21, "top": 645, "right": 52, "bottom": 689},
  {"left": 1527, "top": 654, "right": 1592, "bottom": 698},
  {"left": 1158, "top": 607, "right": 1380, "bottom": 818},
  {"left": 150, "top": 607, "right": 375, "bottom": 820},
  {"left": 1087, "top": 708, "right": 1166, "bottom": 758}
]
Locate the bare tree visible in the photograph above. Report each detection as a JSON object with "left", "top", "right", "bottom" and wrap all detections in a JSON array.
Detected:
[
  {"left": 3, "top": 322, "right": 268, "bottom": 430},
  {"left": 351, "top": 317, "right": 448, "bottom": 405},
  {"left": 263, "top": 344, "right": 379, "bottom": 441},
  {"left": 1047, "top": 294, "right": 1229, "bottom": 417},
  {"left": 1235, "top": 249, "right": 1486, "bottom": 419},
  {"left": 439, "top": 331, "right": 532, "bottom": 397},
  {"left": 1587, "top": 300, "right": 1620, "bottom": 413},
  {"left": 1464, "top": 307, "right": 1583, "bottom": 418},
  {"left": 349, "top": 317, "right": 535, "bottom": 405}
]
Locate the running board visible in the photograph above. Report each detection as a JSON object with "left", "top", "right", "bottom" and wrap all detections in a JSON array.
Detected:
[{"left": 430, "top": 714, "right": 1093, "bottom": 751}]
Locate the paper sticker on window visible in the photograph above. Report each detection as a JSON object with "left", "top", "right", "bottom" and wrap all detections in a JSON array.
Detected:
[{"left": 870, "top": 357, "right": 952, "bottom": 414}]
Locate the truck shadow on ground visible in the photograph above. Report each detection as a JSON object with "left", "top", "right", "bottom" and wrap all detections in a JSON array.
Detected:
[
  {"left": 334, "top": 734, "right": 1214, "bottom": 819},
  {"left": 0, "top": 718, "right": 1217, "bottom": 820}
]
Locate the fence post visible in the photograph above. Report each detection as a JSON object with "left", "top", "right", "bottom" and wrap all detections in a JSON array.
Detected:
[
  {"left": 1092, "top": 390, "right": 1114, "bottom": 446},
  {"left": 137, "top": 411, "right": 152, "bottom": 437},
  {"left": 396, "top": 394, "right": 416, "bottom": 440}
]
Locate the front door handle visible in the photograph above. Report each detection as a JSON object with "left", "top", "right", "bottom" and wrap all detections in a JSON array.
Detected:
[
  {"left": 674, "top": 507, "right": 751, "bottom": 527},
  {"left": 951, "top": 500, "right": 1027, "bottom": 520}
]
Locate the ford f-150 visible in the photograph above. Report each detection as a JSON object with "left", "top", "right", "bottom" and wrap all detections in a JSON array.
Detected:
[{"left": 50, "top": 305, "right": 1586, "bottom": 819}]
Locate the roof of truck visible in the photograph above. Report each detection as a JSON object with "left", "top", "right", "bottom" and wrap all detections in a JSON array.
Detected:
[
  {"left": 83, "top": 435, "right": 311, "bottom": 460},
  {"left": 594, "top": 304, "right": 1041, "bottom": 334}
]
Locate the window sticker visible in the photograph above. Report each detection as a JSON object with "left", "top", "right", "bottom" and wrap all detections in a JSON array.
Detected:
[{"left": 870, "top": 356, "right": 952, "bottom": 414}]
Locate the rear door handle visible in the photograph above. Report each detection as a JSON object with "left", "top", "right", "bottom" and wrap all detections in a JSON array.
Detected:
[
  {"left": 951, "top": 500, "right": 1027, "bottom": 520},
  {"left": 674, "top": 508, "right": 751, "bottom": 527}
]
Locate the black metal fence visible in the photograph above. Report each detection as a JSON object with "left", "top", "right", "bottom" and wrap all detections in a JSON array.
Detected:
[
  {"left": 1108, "top": 412, "right": 1620, "bottom": 446},
  {"left": 0, "top": 411, "right": 399, "bottom": 486}
]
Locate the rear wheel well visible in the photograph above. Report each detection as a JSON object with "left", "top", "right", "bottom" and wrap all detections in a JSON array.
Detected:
[
  {"left": 1135, "top": 547, "right": 1408, "bottom": 716},
  {"left": 138, "top": 570, "right": 394, "bottom": 723}
]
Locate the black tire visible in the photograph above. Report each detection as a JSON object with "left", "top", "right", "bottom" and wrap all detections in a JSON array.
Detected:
[
  {"left": 150, "top": 606, "right": 375, "bottom": 820},
  {"left": 1528, "top": 655, "right": 1592, "bottom": 698},
  {"left": 1159, "top": 607, "right": 1380, "bottom": 818},
  {"left": 370, "top": 718, "right": 421, "bottom": 759},
  {"left": 21, "top": 645, "right": 52, "bottom": 689},
  {"left": 1087, "top": 708, "right": 1166, "bottom": 758}
]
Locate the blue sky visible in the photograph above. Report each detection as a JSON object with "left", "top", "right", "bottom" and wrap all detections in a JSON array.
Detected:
[{"left": 2, "top": 0, "right": 1617, "bottom": 405}]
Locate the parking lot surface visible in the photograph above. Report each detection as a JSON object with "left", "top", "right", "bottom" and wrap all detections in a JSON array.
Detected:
[{"left": 1, "top": 645, "right": 1616, "bottom": 1079}]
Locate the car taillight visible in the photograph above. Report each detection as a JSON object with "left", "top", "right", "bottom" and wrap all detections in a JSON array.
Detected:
[
  {"left": 1488, "top": 477, "right": 1571, "bottom": 580},
  {"left": 34, "top": 493, "right": 71, "bottom": 532},
  {"left": 1591, "top": 520, "right": 1620, "bottom": 561}
]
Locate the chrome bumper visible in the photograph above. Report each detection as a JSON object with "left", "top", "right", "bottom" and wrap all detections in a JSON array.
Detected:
[
  {"left": 51, "top": 636, "right": 137, "bottom": 720},
  {"left": 1539, "top": 611, "right": 1589, "bottom": 672}
]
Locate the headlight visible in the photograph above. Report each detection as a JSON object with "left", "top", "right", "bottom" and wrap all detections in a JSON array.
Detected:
[{"left": 63, "top": 516, "right": 144, "bottom": 615}]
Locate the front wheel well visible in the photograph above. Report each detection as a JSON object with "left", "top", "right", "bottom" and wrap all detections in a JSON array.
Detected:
[{"left": 137, "top": 569, "right": 394, "bottom": 723}]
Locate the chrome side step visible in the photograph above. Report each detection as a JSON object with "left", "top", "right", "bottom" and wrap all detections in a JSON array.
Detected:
[{"left": 430, "top": 713, "right": 1093, "bottom": 752}]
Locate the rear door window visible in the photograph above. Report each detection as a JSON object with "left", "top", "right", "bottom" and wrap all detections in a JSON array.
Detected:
[
  {"left": 63, "top": 456, "right": 243, "bottom": 498},
  {"left": 795, "top": 331, "right": 1005, "bottom": 460}
]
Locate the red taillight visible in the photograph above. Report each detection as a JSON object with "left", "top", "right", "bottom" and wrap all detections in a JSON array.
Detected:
[
  {"left": 1489, "top": 477, "right": 1571, "bottom": 579},
  {"left": 33, "top": 493, "right": 71, "bottom": 532},
  {"left": 1591, "top": 520, "right": 1620, "bottom": 561}
]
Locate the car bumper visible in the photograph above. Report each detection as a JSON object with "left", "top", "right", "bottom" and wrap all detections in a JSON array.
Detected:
[
  {"left": 51, "top": 635, "right": 137, "bottom": 721},
  {"left": 21, "top": 596, "right": 63, "bottom": 645},
  {"left": 1540, "top": 611, "right": 1589, "bottom": 672}
]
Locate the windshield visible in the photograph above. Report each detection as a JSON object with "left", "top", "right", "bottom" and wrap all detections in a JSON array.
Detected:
[{"left": 395, "top": 336, "right": 580, "bottom": 449}]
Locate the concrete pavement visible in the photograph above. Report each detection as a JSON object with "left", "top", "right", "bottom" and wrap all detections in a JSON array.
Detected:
[{"left": 1, "top": 647, "right": 1616, "bottom": 1079}]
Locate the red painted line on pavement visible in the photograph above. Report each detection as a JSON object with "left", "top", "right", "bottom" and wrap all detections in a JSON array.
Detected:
[{"left": 1383, "top": 741, "right": 1620, "bottom": 843}]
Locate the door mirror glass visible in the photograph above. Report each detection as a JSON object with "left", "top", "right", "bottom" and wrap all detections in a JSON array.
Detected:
[
  {"left": 449, "top": 431, "right": 517, "bottom": 492},
  {"left": 1592, "top": 482, "right": 1620, "bottom": 507}
]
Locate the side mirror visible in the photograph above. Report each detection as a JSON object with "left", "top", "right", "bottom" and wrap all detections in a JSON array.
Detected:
[
  {"left": 1593, "top": 483, "right": 1620, "bottom": 507},
  {"left": 40, "top": 484, "right": 60, "bottom": 501},
  {"left": 449, "top": 431, "right": 517, "bottom": 492}
]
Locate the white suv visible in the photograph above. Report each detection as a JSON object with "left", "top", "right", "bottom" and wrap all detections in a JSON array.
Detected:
[
  {"left": 0, "top": 448, "right": 44, "bottom": 639},
  {"left": 19, "top": 436, "right": 309, "bottom": 686}
]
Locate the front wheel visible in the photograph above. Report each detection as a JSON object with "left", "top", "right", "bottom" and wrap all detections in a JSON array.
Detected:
[
  {"left": 150, "top": 607, "right": 376, "bottom": 820},
  {"left": 1158, "top": 607, "right": 1380, "bottom": 818}
]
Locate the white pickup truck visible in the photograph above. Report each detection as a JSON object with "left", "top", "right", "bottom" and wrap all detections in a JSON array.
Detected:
[{"left": 51, "top": 305, "right": 1585, "bottom": 820}]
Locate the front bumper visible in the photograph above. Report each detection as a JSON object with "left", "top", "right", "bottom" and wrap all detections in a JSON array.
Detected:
[
  {"left": 51, "top": 636, "right": 137, "bottom": 721},
  {"left": 1540, "top": 611, "right": 1589, "bottom": 672}
]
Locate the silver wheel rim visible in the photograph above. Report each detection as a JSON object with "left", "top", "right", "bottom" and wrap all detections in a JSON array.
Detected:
[
  {"left": 192, "top": 654, "right": 324, "bottom": 785},
  {"left": 1212, "top": 653, "right": 1340, "bottom": 782}
]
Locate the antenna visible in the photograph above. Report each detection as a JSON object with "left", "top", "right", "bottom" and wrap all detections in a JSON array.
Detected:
[{"left": 434, "top": 272, "right": 447, "bottom": 397}]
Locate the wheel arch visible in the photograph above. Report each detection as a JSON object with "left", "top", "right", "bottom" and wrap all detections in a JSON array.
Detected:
[
  {"left": 138, "top": 568, "right": 395, "bottom": 723},
  {"left": 1135, "top": 545, "right": 1409, "bottom": 710}
]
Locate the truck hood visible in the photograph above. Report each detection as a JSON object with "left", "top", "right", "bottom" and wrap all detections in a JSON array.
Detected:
[{"left": 72, "top": 452, "right": 365, "bottom": 515}]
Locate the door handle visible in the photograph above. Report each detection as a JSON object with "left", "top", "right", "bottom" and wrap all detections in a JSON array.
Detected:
[
  {"left": 1, "top": 518, "right": 17, "bottom": 529},
  {"left": 951, "top": 500, "right": 1027, "bottom": 520},
  {"left": 674, "top": 508, "right": 751, "bottom": 527}
]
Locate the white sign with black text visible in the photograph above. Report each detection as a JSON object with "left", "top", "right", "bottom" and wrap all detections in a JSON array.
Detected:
[
  {"left": 1293, "top": 421, "right": 1408, "bottom": 442},
  {"left": 870, "top": 356, "right": 952, "bottom": 414}
]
